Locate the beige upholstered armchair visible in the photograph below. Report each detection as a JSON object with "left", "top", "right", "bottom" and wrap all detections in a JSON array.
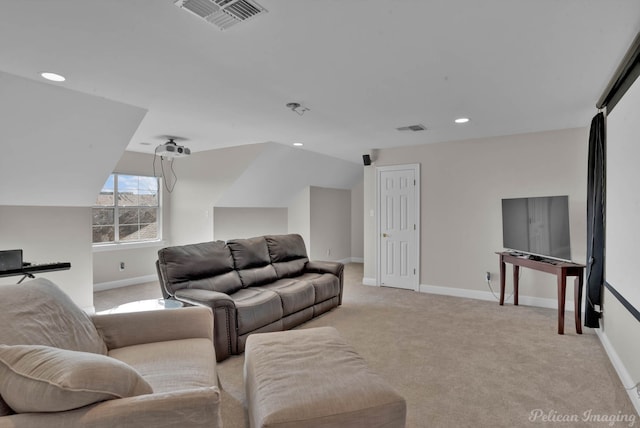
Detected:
[{"left": 0, "top": 278, "right": 221, "bottom": 428}]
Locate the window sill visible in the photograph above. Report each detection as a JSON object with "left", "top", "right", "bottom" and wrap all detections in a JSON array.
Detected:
[{"left": 92, "top": 240, "right": 167, "bottom": 253}]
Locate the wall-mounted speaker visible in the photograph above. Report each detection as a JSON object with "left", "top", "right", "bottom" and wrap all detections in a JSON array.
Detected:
[{"left": 362, "top": 154, "right": 372, "bottom": 166}]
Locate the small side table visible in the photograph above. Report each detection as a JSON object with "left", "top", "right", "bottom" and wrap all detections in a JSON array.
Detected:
[{"left": 98, "top": 298, "right": 184, "bottom": 315}]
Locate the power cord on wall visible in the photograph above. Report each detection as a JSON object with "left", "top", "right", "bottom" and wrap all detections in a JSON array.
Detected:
[
  {"left": 486, "top": 272, "right": 514, "bottom": 303},
  {"left": 152, "top": 147, "right": 178, "bottom": 193}
]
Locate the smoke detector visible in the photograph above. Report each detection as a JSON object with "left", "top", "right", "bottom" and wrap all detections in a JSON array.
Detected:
[{"left": 174, "top": 0, "right": 267, "bottom": 30}]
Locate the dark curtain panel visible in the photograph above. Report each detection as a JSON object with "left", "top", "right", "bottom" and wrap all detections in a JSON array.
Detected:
[{"left": 585, "top": 112, "right": 606, "bottom": 328}]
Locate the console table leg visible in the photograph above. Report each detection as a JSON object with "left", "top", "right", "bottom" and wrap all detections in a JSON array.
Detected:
[
  {"left": 557, "top": 274, "right": 566, "bottom": 334},
  {"left": 575, "top": 275, "right": 583, "bottom": 334},
  {"left": 513, "top": 266, "right": 519, "bottom": 306},
  {"left": 499, "top": 259, "right": 506, "bottom": 305}
]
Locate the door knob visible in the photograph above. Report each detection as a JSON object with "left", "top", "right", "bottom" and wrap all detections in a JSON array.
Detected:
[{"left": 382, "top": 233, "right": 390, "bottom": 238}]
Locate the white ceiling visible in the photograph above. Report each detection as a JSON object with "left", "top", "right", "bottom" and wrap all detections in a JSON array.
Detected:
[{"left": 1, "top": 1, "right": 639, "bottom": 164}]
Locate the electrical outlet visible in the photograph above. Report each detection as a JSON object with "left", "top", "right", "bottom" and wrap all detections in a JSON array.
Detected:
[
  {"left": 485, "top": 271, "right": 491, "bottom": 281},
  {"left": 119, "top": 262, "right": 125, "bottom": 271}
]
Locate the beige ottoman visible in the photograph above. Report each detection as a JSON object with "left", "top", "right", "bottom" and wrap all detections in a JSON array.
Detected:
[{"left": 244, "top": 327, "right": 406, "bottom": 428}]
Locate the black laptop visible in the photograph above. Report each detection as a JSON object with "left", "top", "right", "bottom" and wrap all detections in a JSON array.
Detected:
[{"left": 0, "top": 249, "right": 23, "bottom": 272}]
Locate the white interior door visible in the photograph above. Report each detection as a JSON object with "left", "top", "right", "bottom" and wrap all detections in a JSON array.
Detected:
[{"left": 377, "top": 165, "right": 419, "bottom": 290}]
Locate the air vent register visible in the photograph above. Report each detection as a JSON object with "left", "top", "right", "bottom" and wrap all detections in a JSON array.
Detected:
[{"left": 174, "top": 0, "right": 267, "bottom": 30}]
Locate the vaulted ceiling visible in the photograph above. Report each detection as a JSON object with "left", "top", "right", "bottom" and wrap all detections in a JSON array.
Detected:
[{"left": 1, "top": 1, "right": 640, "bottom": 165}]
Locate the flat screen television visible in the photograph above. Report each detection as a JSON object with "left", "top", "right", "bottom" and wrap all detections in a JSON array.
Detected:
[{"left": 501, "top": 195, "right": 571, "bottom": 261}]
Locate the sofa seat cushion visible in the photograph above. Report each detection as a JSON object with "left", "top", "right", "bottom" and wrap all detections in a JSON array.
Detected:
[
  {"left": 108, "top": 338, "right": 217, "bottom": 394},
  {"left": 295, "top": 272, "right": 341, "bottom": 303},
  {"left": 0, "top": 279, "right": 107, "bottom": 355},
  {"left": 256, "top": 279, "right": 315, "bottom": 316},
  {"left": 0, "top": 344, "right": 152, "bottom": 413},
  {"left": 231, "top": 288, "right": 283, "bottom": 335}
]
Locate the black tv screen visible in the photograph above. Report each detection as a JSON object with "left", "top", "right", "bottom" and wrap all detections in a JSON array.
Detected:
[{"left": 501, "top": 195, "right": 571, "bottom": 261}]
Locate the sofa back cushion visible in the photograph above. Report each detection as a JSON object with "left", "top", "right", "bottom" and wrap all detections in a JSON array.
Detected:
[
  {"left": 0, "top": 279, "right": 107, "bottom": 355},
  {"left": 228, "top": 236, "right": 277, "bottom": 287},
  {"left": 266, "top": 234, "right": 309, "bottom": 278},
  {"left": 158, "top": 241, "right": 243, "bottom": 295}
]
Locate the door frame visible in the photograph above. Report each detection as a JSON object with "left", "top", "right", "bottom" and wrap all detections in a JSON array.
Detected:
[{"left": 376, "top": 163, "right": 421, "bottom": 290}]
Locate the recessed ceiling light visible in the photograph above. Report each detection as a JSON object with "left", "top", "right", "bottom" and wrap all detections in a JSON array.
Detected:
[
  {"left": 293, "top": 143, "right": 303, "bottom": 147},
  {"left": 454, "top": 117, "right": 470, "bottom": 124},
  {"left": 40, "top": 72, "right": 66, "bottom": 82}
]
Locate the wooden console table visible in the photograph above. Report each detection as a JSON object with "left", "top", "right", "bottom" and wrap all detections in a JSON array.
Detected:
[{"left": 497, "top": 252, "right": 585, "bottom": 334}]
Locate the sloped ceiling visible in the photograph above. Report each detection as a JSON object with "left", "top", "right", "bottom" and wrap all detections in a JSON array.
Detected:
[
  {"left": 0, "top": 72, "right": 147, "bottom": 206},
  {"left": 216, "top": 143, "right": 362, "bottom": 207},
  {"left": 1, "top": 1, "right": 639, "bottom": 163}
]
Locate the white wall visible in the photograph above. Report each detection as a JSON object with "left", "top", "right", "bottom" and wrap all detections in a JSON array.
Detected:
[
  {"left": 0, "top": 206, "right": 94, "bottom": 310},
  {"left": 310, "top": 186, "right": 351, "bottom": 261},
  {"left": 599, "top": 71, "right": 640, "bottom": 412},
  {"left": 600, "top": 289, "right": 640, "bottom": 410},
  {"left": 351, "top": 178, "right": 364, "bottom": 260},
  {"left": 288, "top": 187, "right": 311, "bottom": 255},
  {"left": 364, "top": 127, "right": 588, "bottom": 303},
  {"left": 93, "top": 246, "right": 160, "bottom": 291},
  {"left": 213, "top": 207, "right": 288, "bottom": 242},
  {"left": 363, "top": 165, "right": 377, "bottom": 279},
  {"left": 169, "top": 144, "right": 267, "bottom": 246},
  {"left": 92, "top": 151, "right": 170, "bottom": 288},
  {"left": 216, "top": 142, "right": 362, "bottom": 207}
]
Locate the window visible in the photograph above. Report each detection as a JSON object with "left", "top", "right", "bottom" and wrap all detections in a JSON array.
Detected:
[{"left": 92, "top": 174, "right": 160, "bottom": 244}]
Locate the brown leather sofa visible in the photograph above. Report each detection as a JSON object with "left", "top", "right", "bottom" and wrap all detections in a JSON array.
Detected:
[{"left": 156, "top": 234, "right": 344, "bottom": 361}]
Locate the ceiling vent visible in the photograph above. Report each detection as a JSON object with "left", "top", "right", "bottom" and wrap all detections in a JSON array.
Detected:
[
  {"left": 396, "top": 124, "right": 427, "bottom": 132},
  {"left": 174, "top": 0, "right": 267, "bottom": 30}
]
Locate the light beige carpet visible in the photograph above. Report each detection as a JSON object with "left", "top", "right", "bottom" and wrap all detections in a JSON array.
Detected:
[{"left": 95, "top": 264, "right": 638, "bottom": 428}]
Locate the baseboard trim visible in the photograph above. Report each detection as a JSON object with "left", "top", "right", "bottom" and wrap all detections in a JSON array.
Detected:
[
  {"left": 93, "top": 274, "right": 157, "bottom": 292},
  {"left": 418, "top": 283, "right": 575, "bottom": 312},
  {"left": 337, "top": 257, "right": 364, "bottom": 264},
  {"left": 362, "top": 277, "right": 377, "bottom": 286},
  {"left": 595, "top": 328, "right": 640, "bottom": 416}
]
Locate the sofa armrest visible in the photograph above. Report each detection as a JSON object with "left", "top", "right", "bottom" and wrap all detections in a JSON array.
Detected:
[
  {"left": 156, "top": 260, "right": 171, "bottom": 299},
  {"left": 91, "top": 306, "right": 213, "bottom": 350},
  {"left": 0, "top": 386, "right": 221, "bottom": 428},
  {"left": 174, "top": 289, "right": 235, "bottom": 309},
  {"left": 173, "top": 289, "right": 237, "bottom": 362},
  {"left": 305, "top": 260, "right": 344, "bottom": 278},
  {"left": 305, "top": 260, "right": 345, "bottom": 305}
]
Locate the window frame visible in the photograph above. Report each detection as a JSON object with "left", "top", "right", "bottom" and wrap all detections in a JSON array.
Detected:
[{"left": 92, "top": 173, "right": 163, "bottom": 248}]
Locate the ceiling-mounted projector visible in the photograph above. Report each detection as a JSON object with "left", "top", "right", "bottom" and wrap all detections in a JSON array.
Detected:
[{"left": 156, "top": 139, "right": 191, "bottom": 158}]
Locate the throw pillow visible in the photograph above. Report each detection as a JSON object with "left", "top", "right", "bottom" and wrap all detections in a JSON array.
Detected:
[{"left": 0, "top": 344, "right": 153, "bottom": 413}]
